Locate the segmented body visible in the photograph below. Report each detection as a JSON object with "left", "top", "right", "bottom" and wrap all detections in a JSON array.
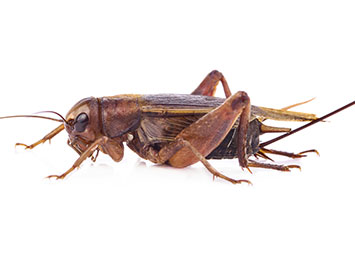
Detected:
[{"left": 124, "top": 94, "right": 262, "bottom": 160}]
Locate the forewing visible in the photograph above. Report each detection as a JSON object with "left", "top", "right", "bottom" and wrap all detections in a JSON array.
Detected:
[{"left": 137, "top": 115, "right": 203, "bottom": 143}]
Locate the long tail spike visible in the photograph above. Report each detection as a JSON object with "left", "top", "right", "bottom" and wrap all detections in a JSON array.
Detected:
[{"left": 260, "top": 101, "right": 355, "bottom": 147}]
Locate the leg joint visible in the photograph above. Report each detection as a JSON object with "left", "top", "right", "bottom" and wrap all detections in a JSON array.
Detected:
[
  {"left": 231, "top": 91, "right": 250, "bottom": 110},
  {"left": 209, "top": 70, "right": 223, "bottom": 79}
]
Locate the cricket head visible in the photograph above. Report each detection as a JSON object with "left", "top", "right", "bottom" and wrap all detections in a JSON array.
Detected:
[
  {"left": 63, "top": 96, "right": 140, "bottom": 163},
  {"left": 64, "top": 97, "right": 102, "bottom": 154}
]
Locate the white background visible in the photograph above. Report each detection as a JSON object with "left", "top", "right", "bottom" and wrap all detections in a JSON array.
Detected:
[{"left": 0, "top": 1, "right": 354, "bottom": 259}]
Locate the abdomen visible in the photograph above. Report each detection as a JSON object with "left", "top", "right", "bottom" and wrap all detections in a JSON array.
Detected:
[{"left": 206, "top": 119, "right": 261, "bottom": 159}]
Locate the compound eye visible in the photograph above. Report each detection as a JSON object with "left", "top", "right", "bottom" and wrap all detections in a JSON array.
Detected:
[{"left": 74, "top": 113, "right": 89, "bottom": 132}]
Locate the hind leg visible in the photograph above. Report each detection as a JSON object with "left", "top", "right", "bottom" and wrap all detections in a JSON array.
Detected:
[{"left": 145, "top": 91, "right": 252, "bottom": 184}]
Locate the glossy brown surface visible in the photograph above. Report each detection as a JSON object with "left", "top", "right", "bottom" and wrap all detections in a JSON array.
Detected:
[{"left": 3, "top": 70, "right": 350, "bottom": 183}]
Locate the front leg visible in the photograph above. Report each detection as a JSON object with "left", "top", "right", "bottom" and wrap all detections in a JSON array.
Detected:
[
  {"left": 47, "top": 136, "right": 108, "bottom": 180},
  {"left": 16, "top": 124, "right": 64, "bottom": 149}
]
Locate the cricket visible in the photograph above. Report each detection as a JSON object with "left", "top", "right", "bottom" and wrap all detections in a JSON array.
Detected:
[{"left": 1, "top": 70, "right": 354, "bottom": 184}]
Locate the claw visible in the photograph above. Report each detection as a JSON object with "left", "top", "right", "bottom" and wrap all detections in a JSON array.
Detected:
[
  {"left": 256, "top": 151, "right": 274, "bottom": 161},
  {"left": 46, "top": 166, "right": 76, "bottom": 180},
  {"left": 287, "top": 165, "right": 302, "bottom": 171},
  {"left": 299, "top": 149, "right": 320, "bottom": 156},
  {"left": 232, "top": 179, "right": 253, "bottom": 185},
  {"left": 246, "top": 167, "right": 253, "bottom": 174},
  {"left": 211, "top": 172, "right": 251, "bottom": 185},
  {"left": 46, "top": 175, "right": 65, "bottom": 180},
  {"left": 90, "top": 149, "right": 100, "bottom": 162},
  {"left": 15, "top": 143, "right": 32, "bottom": 149}
]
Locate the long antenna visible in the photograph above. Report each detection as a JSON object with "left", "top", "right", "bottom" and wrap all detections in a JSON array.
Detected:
[
  {"left": 0, "top": 115, "right": 62, "bottom": 122},
  {"left": 36, "top": 111, "right": 68, "bottom": 124},
  {"left": 260, "top": 100, "right": 355, "bottom": 148}
]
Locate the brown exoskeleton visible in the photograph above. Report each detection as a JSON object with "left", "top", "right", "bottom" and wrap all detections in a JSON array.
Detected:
[{"left": 1, "top": 70, "right": 354, "bottom": 184}]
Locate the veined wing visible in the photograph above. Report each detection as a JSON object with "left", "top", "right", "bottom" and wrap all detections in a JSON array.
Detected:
[{"left": 136, "top": 94, "right": 317, "bottom": 144}]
